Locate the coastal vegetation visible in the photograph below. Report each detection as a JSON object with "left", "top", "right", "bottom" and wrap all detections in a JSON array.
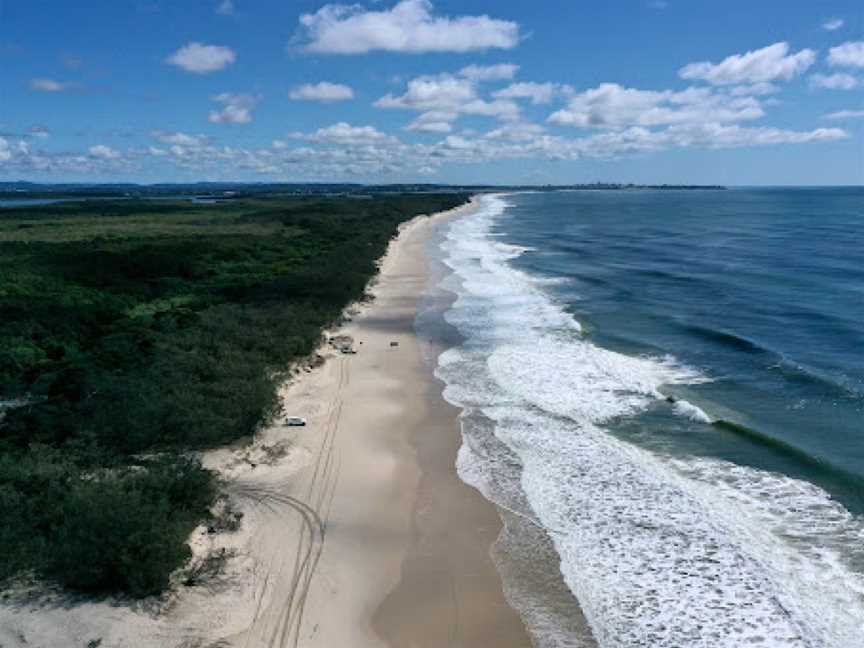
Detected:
[{"left": 0, "top": 193, "right": 466, "bottom": 597}]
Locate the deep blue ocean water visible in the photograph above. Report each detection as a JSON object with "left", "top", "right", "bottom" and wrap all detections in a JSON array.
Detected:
[
  {"left": 431, "top": 189, "right": 864, "bottom": 648},
  {"left": 503, "top": 188, "right": 864, "bottom": 507}
]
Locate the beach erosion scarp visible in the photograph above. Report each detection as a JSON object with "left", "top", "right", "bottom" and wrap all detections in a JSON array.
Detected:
[{"left": 0, "top": 195, "right": 532, "bottom": 648}]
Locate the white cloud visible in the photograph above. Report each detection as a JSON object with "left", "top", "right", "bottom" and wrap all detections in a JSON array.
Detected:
[
  {"left": 209, "top": 93, "right": 259, "bottom": 124},
  {"left": 167, "top": 42, "right": 236, "bottom": 73},
  {"left": 405, "top": 111, "right": 456, "bottom": 133},
  {"left": 0, "top": 138, "right": 134, "bottom": 175},
  {"left": 152, "top": 131, "right": 209, "bottom": 146},
  {"left": 29, "top": 78, "right": 73, "bottom": 92},
  {"left": 88, "top": 144, "right": 121, "bottom": 159},
  {"left": 423, "top": 123, "right": 847, "bottom": 167},
  {"left": 5, "top": 125, "right": 844, "bottom": 185},
  {"left": 289, "top": 82, "right": 354, "bottom": 102},
  {"left": 679, "top": 42, "right": 815, "bottom": 85},
  {"left": 407, "top": 121, "right": 452, "bottom": 133},
  {"left": 550, "top": 124, "right": 842, "bottom": 159},
  {"left": 7, "top": 44, "right": 853, "bottom": 184},
  {"left": 375, "top": 73, "right": 521, "bottom": 126},
  {"left": 376, "top": 74, "right": 475, "bottom": 110},
  {"left": 280, "top": 112, "right": 828, "bottom": 173},
  {"left": 297, "top": 0, "right": 519, "bottom": 54},
  {"left": 483, "top": 121, "right": 546, "bottom": 141},
  {"left": 439, "top": 135, "right": 475, "bottom": 151},
  {"left": 216, "top": 0, "right": 234, "bottom": 15},
  {"left": 810, "top": 73, "right": 859, "bottom": 90},
  {"left": 6, "top": 117, "right": 844, "bottom": 181},
  {"left": 828, "top": 41, "right": 864, "bottom": 68},
  {"left": 657, "top": 123, "right": 846, "bottom": 148},
  {"left": 728, "top": 82, "right": 779, "bottom": 96},
  {"left": 459, "top": 63, "right": 519, "bottom": 82},
  {"left": 548, "top": 83, "right": 764, "bottom": 129},
  {"left": 291, "top": 122, "right": 398, "bottom": 146},
  {"left": 822, "top": 18, "right": 844, "bottom": 31},
  {"left": 824, "top": 109, "right": 864, "bottom": 120},
  {"left": 494, "top": 82, "right": 566, "bottom": 104}
]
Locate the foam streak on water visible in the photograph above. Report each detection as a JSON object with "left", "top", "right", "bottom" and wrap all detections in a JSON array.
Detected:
[{"left": 435, "top": 194, "right": 864, "bottom": 648}]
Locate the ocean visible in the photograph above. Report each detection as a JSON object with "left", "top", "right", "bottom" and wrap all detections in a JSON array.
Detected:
[{"left": 422, "top": 189, "right": 864, "bottom": 648}]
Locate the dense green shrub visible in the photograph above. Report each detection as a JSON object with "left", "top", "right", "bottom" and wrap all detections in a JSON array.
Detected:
[
  {"left": 0, "top": 193, "right": 467, "bottom": 596},
  {"left": 44, "top": 457, "right": 214, "bottom": 596}
]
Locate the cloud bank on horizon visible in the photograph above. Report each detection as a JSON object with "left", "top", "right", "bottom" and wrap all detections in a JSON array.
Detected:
[{"left": 2, "top": 0, "right": 862, "bottom": 184}]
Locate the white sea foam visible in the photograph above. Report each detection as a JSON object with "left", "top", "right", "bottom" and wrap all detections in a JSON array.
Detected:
[
  {"left": 672, "top": 399, "right": 714, "bottom": 423},
  {"left": 493, "top": 241, "right": 535, "bottom": 256},
  {"left": 435, "top": 194, "right": 864, "bottom": 648}
]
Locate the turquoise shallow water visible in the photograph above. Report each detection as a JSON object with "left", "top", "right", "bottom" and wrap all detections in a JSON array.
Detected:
[{"left": 431, "top": 190, "right": 864, "bottom": 648}]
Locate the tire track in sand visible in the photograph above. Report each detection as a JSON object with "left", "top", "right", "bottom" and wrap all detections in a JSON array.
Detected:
[{"left": 229, "top": 354, "right": 347, "bottom": 648}]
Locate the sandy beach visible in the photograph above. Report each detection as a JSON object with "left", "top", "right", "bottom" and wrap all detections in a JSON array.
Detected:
[{"left": 0, "top": 197, "right": 532, "bottom": 648}]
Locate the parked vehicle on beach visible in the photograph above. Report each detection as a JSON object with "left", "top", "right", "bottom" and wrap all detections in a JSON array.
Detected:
[{"left": 285, "top": 416, "right": 307, "bottom": 426}]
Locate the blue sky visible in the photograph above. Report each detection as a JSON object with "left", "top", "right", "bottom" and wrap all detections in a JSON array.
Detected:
[{"left": 1, "top": 0, "right": 862, "bottom": 184}]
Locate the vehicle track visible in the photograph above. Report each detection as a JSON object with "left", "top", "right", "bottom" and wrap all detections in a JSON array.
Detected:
[{"left": 229, "top": 355, "right": 348, "bottom": 648}]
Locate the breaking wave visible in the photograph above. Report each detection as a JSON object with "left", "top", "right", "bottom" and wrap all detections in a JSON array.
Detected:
[{"left": 434, "top": 194, "right": 864, "bottom": 648}]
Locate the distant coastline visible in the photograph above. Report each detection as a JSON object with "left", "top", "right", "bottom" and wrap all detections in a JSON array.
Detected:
[{"left": 0, "top": 180, "right": 727, "bottom": 202}]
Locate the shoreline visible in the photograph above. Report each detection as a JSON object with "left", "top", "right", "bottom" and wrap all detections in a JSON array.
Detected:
[
  {"left": 290, "top": 195, "right": 531, "bottom": 647},
  {"left": 0, "top": 196, "right": 532, "bottom": 647},
  {"left": 371, "top": 200, "right": 532, "bottom": 648}
]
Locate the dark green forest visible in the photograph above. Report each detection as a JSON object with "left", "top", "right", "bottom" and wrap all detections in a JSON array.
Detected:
[{"left": 0, "top": 193, "right": 466, "bottom": 597}]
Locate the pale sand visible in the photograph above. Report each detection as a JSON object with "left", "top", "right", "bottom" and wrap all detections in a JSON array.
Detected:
[{"left": 0, "top": 197, "right": 532, "bottom": 648}]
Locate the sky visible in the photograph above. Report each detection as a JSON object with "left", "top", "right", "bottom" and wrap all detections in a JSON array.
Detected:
[{"left": 1, "top": 0, "right": 863, "bottom": 185}]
